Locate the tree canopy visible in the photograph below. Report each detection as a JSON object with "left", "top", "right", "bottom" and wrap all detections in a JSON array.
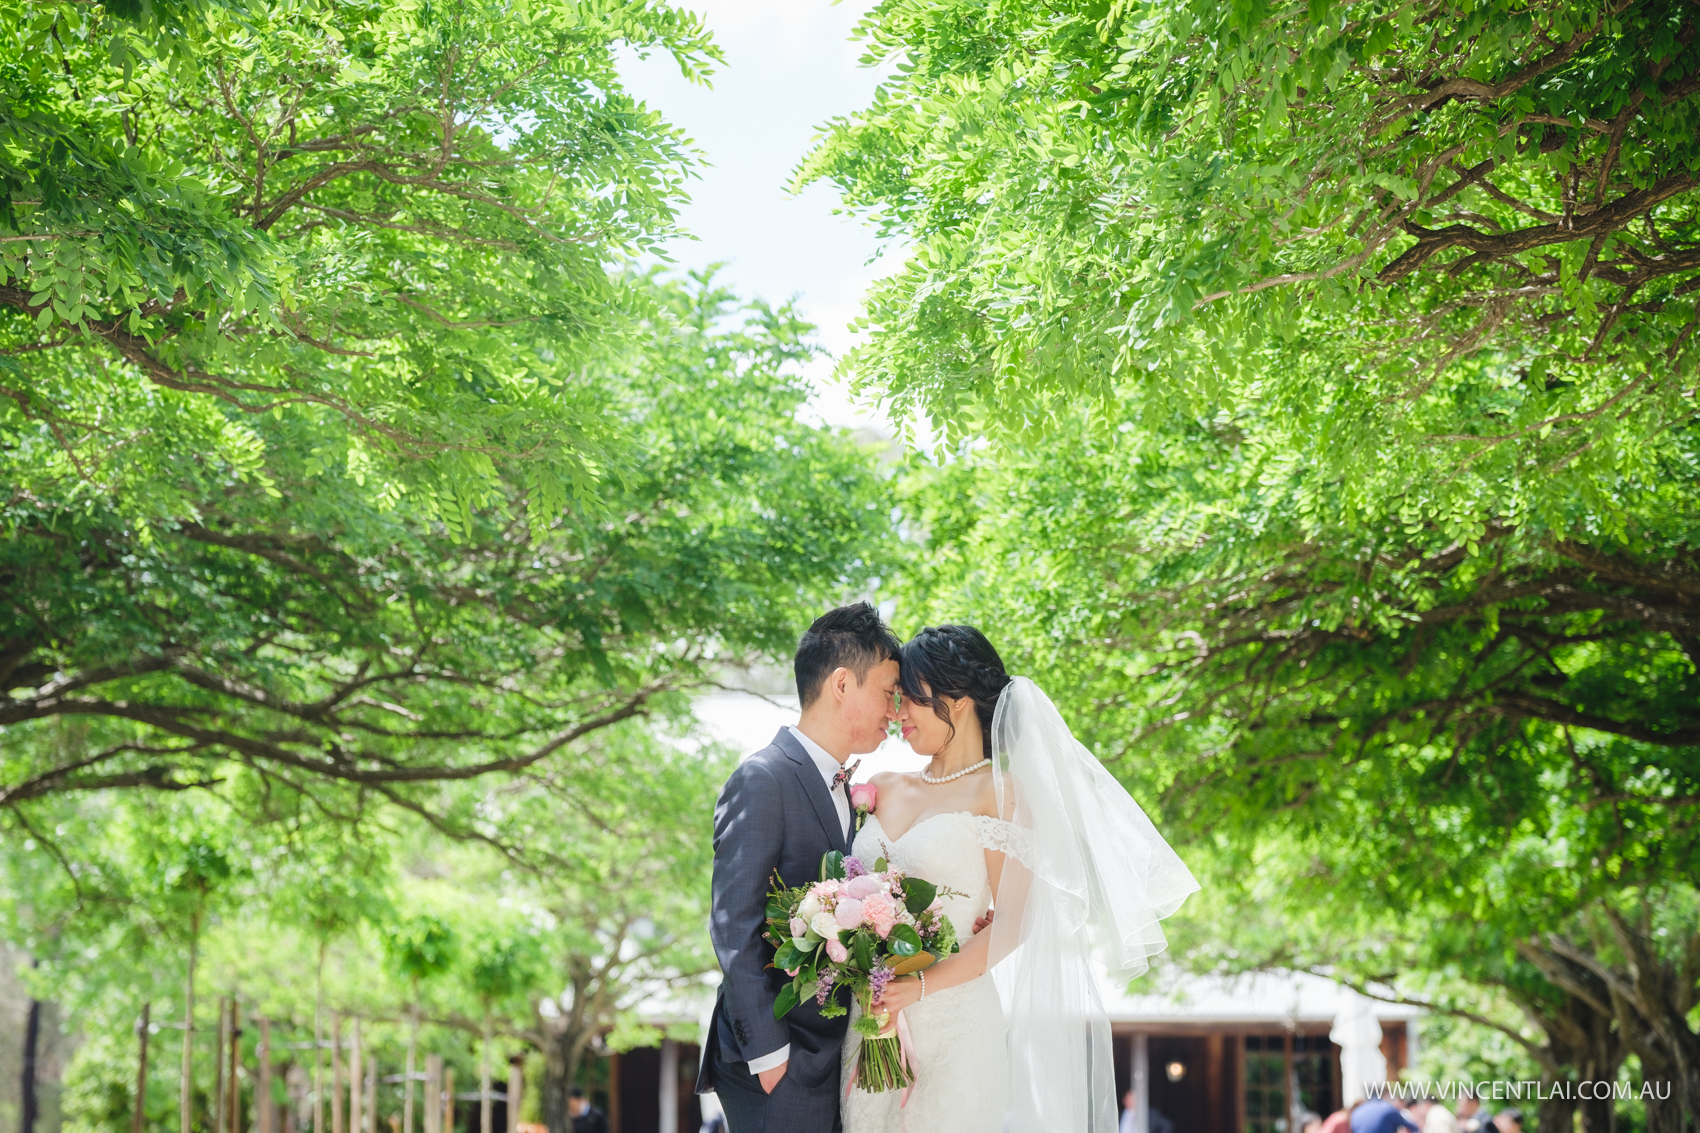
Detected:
[
  {"left": 2, "top": 272, "right": 890, "bottom": 828},
  {"left": 3, "top": 0, "right": 714, "bottom": 524},
  {"left": 805, "top": 0, "right": 1700, "bottom": 533}
]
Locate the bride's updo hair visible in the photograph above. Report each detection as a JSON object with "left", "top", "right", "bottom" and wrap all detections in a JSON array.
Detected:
[{"left": 899, "top": 625, "right": 1012, "bottom": 760}]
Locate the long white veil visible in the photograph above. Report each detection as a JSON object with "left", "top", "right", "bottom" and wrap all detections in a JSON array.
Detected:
[{"left": 985, "top": 677, "right": 1200, "bottom": 1132}]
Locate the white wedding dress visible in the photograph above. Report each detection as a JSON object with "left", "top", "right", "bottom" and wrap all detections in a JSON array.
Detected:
[
  {"left": 841, "top": 811, "right": 1023, "bottom": 1132},
  {"left": 840, "top": 678, "right": 1201, "bottom": 1133}
]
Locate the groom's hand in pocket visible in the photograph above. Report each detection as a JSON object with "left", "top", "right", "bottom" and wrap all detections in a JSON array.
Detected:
[{"left": 757, "top": 1061, "right": 787, "bottom": 1094}]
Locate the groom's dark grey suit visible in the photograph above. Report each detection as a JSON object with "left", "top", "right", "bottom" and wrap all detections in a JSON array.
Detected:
[{"left": 696, "top": 727, "right": 853, "bottom": 1131}]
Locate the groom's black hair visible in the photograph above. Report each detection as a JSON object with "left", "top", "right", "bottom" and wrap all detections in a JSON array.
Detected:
[{"left": 795, "top": 602, "right": 902, "bottom": 708}]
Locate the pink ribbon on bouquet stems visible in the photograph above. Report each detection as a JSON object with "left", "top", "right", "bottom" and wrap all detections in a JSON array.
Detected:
[{"left": 896, "top": 1010, "right": 918, "bottom": 1108}]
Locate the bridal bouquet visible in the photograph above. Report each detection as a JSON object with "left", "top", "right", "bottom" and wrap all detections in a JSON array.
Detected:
[{"left": 765, "top": 850, "right": 960, "bottom": 1093}]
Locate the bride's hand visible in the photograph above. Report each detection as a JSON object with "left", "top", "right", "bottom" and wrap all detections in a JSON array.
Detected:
[{"left": 872, "top": 975, "right": 923, "bottom": 1016}]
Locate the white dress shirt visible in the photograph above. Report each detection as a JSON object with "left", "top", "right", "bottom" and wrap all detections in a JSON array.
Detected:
[{"left": 747, "top": 726, "right": 851, "bottom": 1075}]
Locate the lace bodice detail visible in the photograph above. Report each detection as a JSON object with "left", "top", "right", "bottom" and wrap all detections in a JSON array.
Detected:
[{"left": 852, "top": 811, "right": 1016, "bottom": 939}]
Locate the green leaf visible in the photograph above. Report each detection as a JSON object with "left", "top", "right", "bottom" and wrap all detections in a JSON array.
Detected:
[
  {"left": 900, "top": 877, "right": 936, "bottom": 916},
  {"left": 821, "top": 850, "right": 846, "bottom": 880},
  {"left": 773, "top": 983, "right": 801, "bottom": 1020},
  {"left": 886, "top": 924, "right": 923, "bottom": 957},
  {"left": 773, "top": 941, "right": 806, "bottom": 971},
  {"left": 853, "top": 930, "right": 874, "bottom": 971}
]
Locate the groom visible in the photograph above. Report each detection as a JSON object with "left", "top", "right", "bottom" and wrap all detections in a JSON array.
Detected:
[{"left": 695, "top": 602, "right": 902, "bottom": 1132}]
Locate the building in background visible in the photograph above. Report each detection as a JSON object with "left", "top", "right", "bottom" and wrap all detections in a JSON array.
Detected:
[
  {"left": 1107, "top": 971, "right": 1419, "bottom": 1133},
  {"left": 588, "top": 969, "right": 1419, "bottom": 1133}
]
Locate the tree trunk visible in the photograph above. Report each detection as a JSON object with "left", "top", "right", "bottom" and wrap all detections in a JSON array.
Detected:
[
  {"left": 539, "top": 1020, "right": 592, "bottom": 1133},
  {"left": 134, "top": 1004, "right": 151, "bottom": 1133},
  {"left": 1547, "top": 993, "right": 1624, "bottom": 1133},
  {"left": 182, "top": 917, "right": 200, "bottom": 1133}
]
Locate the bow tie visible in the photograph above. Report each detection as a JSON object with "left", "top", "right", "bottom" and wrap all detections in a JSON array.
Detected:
[{"left": 832, "top": 759, "right": 860, "bottom": 789}]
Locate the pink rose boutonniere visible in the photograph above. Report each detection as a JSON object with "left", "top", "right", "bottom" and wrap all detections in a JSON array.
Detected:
[{"left": 849, "top": 782, "right": 877, "bottom": 831}]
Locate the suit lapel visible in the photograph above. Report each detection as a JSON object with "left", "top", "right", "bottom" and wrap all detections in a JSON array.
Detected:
[{"left": 775, "top": 728, "right": 847, "bottom": 854}]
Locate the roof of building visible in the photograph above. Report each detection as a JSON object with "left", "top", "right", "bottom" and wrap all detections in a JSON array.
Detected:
[{"left": 1102, "top": 966, "right": 1422, "bottom": 1026}]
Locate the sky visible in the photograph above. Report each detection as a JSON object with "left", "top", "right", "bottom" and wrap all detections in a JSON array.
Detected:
[
  {"left": 624, "top": 2, "right": 932, "bottom": 773},
  {"left": 617, "top": 0, "right": 900, "bottom": 431}
]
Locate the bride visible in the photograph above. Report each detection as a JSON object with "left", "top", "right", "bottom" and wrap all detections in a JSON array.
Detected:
[{"left": 843, "top": 625, "right": 1199, "bottom": 1133}]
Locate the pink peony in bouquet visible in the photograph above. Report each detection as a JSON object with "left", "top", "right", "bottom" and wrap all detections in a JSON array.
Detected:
[{"left": 764, "top": 849, "right": 960, "bottom": 1094}]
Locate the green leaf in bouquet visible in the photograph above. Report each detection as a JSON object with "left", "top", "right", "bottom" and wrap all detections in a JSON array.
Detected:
[
  {"left": 773, "top": 940, "right": 806, "bottom": 971},
  {"left": 853, "top": 930, "right": 874, "bottom": 970},
  {"left": 853, "top": 1013, "right": 883, "bottom": 1038},
  {"left": 798, "top": 978, "right": 819, "bottom": 1004},
  {"left": 773, "top": 983, "right": 801, "bottom": 1020},
  {"left": 873, "top": 856, "right": 888, "bottom": 872},
  {"left": 766, "top": 899, "right": 787, "bottom": 921},
  {"left": 820, "top": 850, "right": 846, "bottom": 881},
  {"left": 900, "top": 877, "right": 936, "bottom": 916},
  {"left": 886, "top": 924, "right": 923, "bottom": 957}
]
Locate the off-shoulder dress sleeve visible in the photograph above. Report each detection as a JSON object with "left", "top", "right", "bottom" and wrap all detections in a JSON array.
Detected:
[{"left": 974, "top": 814, "right": 1035, "bottom": 866}]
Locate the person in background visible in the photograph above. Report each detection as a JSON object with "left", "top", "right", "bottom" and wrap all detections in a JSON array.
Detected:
[
  {"left": 1299, "top": 1109, "right": 1324, "bottom": 1133},
  {"left": 1350, "top": 1096, "right": 1421, "bottom": 1133},
  {"left": 1456, "top": 1096, "right": 1490, "bottom": 1133},
  {"left": 1420, "top": 1096, "right": 1461, "bottom": 1133},
  {"left": 1115, "top": 1088, "right": 1173, "bottom": 1133},
  {"left": 1318, "top": 1101, "right": 1361, "bottom": 1133},
  {"left": 566, "top": 1088, "right": 608, "bottom": 1133},
  {"left": 1491, "top": 1108, "right": 1524, "bottom": 1133}
]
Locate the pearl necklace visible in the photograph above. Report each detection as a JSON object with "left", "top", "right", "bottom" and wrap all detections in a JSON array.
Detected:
[{"left": 920, "top": 758, "right": 991, "bottom": 784}]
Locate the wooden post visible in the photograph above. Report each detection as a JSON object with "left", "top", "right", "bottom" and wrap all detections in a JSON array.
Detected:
[
  {"left": 659, "top": 1039, "right": 678, "bottom": 1133},
  {"left": 259, "top": 1019, "right": 274, "bottom": 1133},
  {"left": 479, "top": 1015, "right": 492, "bottom": 1133},
  {"left": 228, "top": 1000, "right": 243, "bottom": 1133},
  {"left": 332, "top": 1016, "right": 345, "bottom": 1133},
  {"left": 1205, "top": 1032, "right": 1226, "bottom": 1133},
  {"left": 349, "top": 1020, "right": 362, "bottom": 1133},
  {"left": 1285, "top": 1031, "right": 1298, "bottom": 1133},
  {"left": 607, "top": 1055, "right": 620, "bottom": 1133},
  {"left": 403, "top": 1007, "right": 416, "bottom": 1133},
  {"left": 423, "top": 1057, "right": 443, "bottom": 1133},
  {"left": 1132, "top": 1033, "right": 1149, "bottom": 1133},
  {"left": 441, "top": 1068, "right": 454, "bottom": 1133},
  {"left": 364, "top": 1058, "right": 376, "bottom": 1133},
  {"left": 314, "top": 968, "right": 325, "bottom": 1133},
  {"left": 182, "top": 924, "right": 198, "bottom": 1133},
  {"left": 504, "top": 1061, "right": 521, "bottom": 1133},
  {"left": 215, "top": 999, "right": 229, "bottom": 1133},
  {"left": 133, "top": 1004, "right": 151, "bottom": 1133}
]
